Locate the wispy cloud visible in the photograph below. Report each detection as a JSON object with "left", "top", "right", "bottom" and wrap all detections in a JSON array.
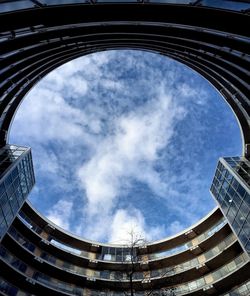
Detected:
[
  {"left": 47, "top": 199, "right": 73, "bottom": 231},
  {"left": 78, "top": 88, "right": 185, "bottom": 216}
]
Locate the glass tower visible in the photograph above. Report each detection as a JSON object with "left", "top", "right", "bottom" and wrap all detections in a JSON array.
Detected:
[
  {"left": 210, "top": 157, "right": 250, "bottom": 256},
  {"left": 0, "top": 145, "right": 35, "bottom": 242}
]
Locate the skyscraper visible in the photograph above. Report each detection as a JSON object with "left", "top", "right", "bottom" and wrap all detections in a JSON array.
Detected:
[
  {"left": 211, "top": 157, "right": 250, "bottom": 257},
  {"left": 0, "top": 1, "right": 249, "bottom": 295},
  {"left": 0, "top": 145, "right": 35, "bottom": 242}
]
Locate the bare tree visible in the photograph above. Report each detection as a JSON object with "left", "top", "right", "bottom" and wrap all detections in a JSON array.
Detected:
[
  {"left": 119, "top": 229, "right": 180, "bottom": 296},
  {"left": 120, "top": 229, "right": 146, "bottom": 296}
]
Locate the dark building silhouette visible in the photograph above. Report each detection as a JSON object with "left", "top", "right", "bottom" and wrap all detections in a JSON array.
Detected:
[{"left": 0, "top": 1, "right": 249, "bottom": 295}]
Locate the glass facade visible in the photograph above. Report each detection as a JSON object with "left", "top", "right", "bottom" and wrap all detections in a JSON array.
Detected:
[
  {"left": 0, "top": 240, "right": 248, "bottom": 296},
  {"left": 16, "top": 209, "right": 230, "bottom": 266},
  {"left": 0, "top": 277, "right": 20, "bottom": 296},
  {"left": 0, "top": 145, "right": 35, "bottom": 241},
  {"left": 6, "top": 224, "right": 237, "bottom": 282},
  {"left": 210, "top": 157, "right": 250, "bottom": 256},
  {"left": 148, "top": 218, "right": 227, "bottom": 260},
  {"left": 222, "top": 280, "right": 250, "bottom": 296}
]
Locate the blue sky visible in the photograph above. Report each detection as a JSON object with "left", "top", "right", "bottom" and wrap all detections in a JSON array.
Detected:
[{"left": 9, "top": 50, "right": 241, "bottom": 243}]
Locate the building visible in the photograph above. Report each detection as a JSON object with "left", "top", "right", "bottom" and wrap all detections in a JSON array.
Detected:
[
  {"left": 0, "top": 1, "right": 249, "bottom": 295},
  {"left": 0, "top": 145, "right": 35, "bottom": 241},
  {"left": 210, "top": 157, "right": 250, "bottom": 257}
]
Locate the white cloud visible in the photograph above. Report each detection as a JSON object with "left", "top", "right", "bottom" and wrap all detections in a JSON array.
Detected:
[
  {"left": 168, "top": 220, "right": 185, "bottom": 236},
  {"left": 78, "top": 89, "right": 186, "bottom": 217},
  {"left": 13, "top": 79, "right": 86, "bottom": 143},
  {"left": 177, "top": 82, "right": 208, "bottom": 104},
  {"left": 75, "top": 207, "right": 165, "bottom": 243},
  {"left": 47, "top": 199, "right": 73, "bottom": 231},
  {"left": 109, "top": 208, "right": 165, "bottom": 244}
]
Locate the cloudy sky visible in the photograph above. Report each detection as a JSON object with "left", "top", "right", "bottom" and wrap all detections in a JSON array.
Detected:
[{"left": 9, "top": 50, "right": 241, "bottom": 244}]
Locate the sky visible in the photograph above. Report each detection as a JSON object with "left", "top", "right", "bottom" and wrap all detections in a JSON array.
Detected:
[{"left": 9, "top": 50, "right": 242, "bottom": 244}]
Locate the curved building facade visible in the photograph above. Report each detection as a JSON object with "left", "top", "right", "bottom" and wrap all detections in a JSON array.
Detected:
[
  {"left": 0, "top": 1, "right": 249, "bottom": 295},
  {"left": 0, "top": 201, "right": 249, "bottom": 296}
]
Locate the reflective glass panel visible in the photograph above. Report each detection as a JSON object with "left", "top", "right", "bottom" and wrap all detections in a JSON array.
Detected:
[
  {"left": 200, "top": 0, "right": 250, "bottom": 11},
  {"left": 0, "top": 1, "right": 34, "bottom": 13}
]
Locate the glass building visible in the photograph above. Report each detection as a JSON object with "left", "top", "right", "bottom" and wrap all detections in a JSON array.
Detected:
[
  {"left": 210, "top": 157, "right": 250, "bottom": 256},
  {"left": 0, "top": 0, "right": 249, "bottom": 295},
  {"left": 0, "top": 145, "right": 35, "bottom": 242}
]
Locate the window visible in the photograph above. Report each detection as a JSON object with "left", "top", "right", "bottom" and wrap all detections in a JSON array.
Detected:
[{"left": 103, "top": 254, "right": 112, "bottom": 261}]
